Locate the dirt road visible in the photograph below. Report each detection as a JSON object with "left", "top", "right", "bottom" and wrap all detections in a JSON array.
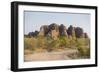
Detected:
[{"left": 24, "top": 49, "right": 79, "bottom": 62}]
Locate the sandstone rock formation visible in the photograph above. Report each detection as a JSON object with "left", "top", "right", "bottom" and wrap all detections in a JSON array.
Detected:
[
  {"left": 67, "top": 25, "right": 75, "bottom": 37},
  {"left": 39, "top": 25, "right": 48, "bottom": 36},
  {"left": 28, "top": 31, "right": 39, "bottom": 37},
  {"left": 75, "top": 27, "right": 84, "bottom": 38},
  {"left": 26, "top": 23, "right": 89, "bottom": 39},
  {"left": 48, "top": 23, "right": 59, "bottom": 40},
  {"left": 59, "top": 24, "right": 68, "bottom": 36}
]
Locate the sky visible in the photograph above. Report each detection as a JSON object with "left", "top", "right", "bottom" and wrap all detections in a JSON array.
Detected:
[{"left": 24, "top": 11, "right": 91, "bottom": 37}]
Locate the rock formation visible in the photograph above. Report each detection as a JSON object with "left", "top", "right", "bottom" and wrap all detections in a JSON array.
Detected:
[
  {"left": 39, "top": 25, "right": 49, "bottom": 36},
  {"left": 75, "top": 27, "right": 84, "bottom": 38},
  {"left": 26, "top": 23, "right": 89, "bottom": 39},
  {"left": 67, "top": 25, "right": 75, "bottom": 37},
  {"left": 28, "top": 31, "right": 39, "bottom": 37},
  {"left": 59, "top": 24, "right": 68, "bottom": 36},
  {"left": 48, "top": 23, "right": 59, "bottom": 40}
]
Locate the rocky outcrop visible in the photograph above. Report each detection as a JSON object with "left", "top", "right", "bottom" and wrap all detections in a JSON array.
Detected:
[
  {"left": 26, "top": 23, "right": 89, "bottom": 39},
  {"left": 75, "top": 27, "right": 84, "bottom": 38},
  {"left": 39, "top": 23, "right": 60, "bottom": 40},
  {"left": 67, "top": 25, "right": 75, "bottom": 37},
  {"left": 39, "top": 25, "right": 49, "bottom": 36},
  {"left": 59, "top": 24, "right": 68, "bottom": 36},
  {"left": 67, "top": 26, "right": 87, "bottom": 38},
  {"left": 48, "top": 23, "right": 59, "bottom": 39},
  {"left": 28, "top": 31, "right": 39, "bottom": 37}
]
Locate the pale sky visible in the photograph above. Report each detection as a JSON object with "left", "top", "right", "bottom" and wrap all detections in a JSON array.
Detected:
[{"left": 24, "top": 11, "right": 91, "bottom": 37}]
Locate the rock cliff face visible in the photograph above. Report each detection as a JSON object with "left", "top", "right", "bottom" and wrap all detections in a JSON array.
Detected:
[
  {"left": 39, "top": 25, "right": 49, "bottom": 36},
  {"left": 67, "top": 25, "right": 75, "bottom": 37},
  {"left": 59, "top": 24, "right": 68, "bottom": 36},
  {"left": 75, "top": 27, "right": 84, "bottom": 38},
  {"left": 48, "top": 23, "right": 59, "bottom": 40},
  {"left": 26, "top": 23, "right": 89, "bottom": 39}
]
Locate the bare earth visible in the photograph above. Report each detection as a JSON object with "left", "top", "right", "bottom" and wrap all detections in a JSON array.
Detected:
[{"left": 24, "top": 49, "right": 79, "bottom": 62}]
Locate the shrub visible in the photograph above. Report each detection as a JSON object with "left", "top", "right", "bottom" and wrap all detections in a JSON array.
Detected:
[
  {"left": 45, "top": 37, "right": 59, "bottom": 52},
  {"left": 58, "top": 36, "right": 70, "bottom": 48},
  {"left": 77, "top": 46, "right": 90, "bottom": 58},
  {"left": 24, "top": 37, "right": 36, "bottom": 51},
  {"left": 76, "top": 38, "right": 90, "bottom": 46}
]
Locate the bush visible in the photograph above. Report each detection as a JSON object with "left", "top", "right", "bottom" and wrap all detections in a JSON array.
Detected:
[
  {"left": 24, "top": 37, "right": 36, "bottom": 51},
  {"left": 76, "top": 38, "right": 90, "bottom": 46},
  {"left": 58, "top": 36, "right": 70, "bottom": 48},
  {"left": 77, "top": 46, "right": 90, "bottom": 58},
  {"left": 45, "top": 37, "right": 59, "bottom": 51}
]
